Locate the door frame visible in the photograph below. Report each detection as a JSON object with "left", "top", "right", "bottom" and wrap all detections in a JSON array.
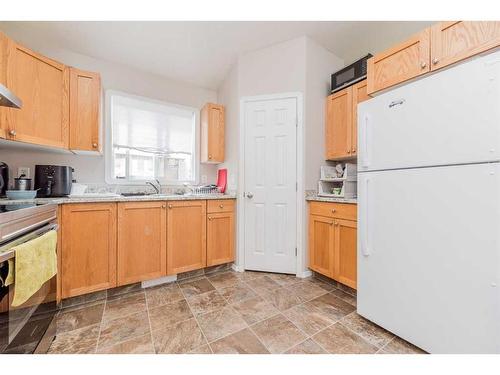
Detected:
[{"left": 236, "top": 92, "right": 308, "bottom": 277}]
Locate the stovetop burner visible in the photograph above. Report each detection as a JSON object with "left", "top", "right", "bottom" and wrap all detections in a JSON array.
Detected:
[{"left": 0, "top": 203, "right": 48, "bottom": 213}]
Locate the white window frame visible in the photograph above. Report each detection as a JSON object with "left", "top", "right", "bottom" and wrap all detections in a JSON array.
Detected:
[{"left": 105, "top": 90, "right": 200, "bottom": 185}]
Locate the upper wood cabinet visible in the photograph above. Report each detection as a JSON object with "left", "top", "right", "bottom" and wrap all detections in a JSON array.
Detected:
[
  {"left": 367, "top": 28, "right": 430, "bottom": 95},
  {"left": 0, "top": 34, "right": 69, "bottom": 148},
  {"left": 117, "top": 201, "right": 167, "bottom": 286},
  {"left": 207, "top": 200, "right": 235, "bottom": 267},
  {"left": 325, "top": 88, "right": 352, "bottom": 160},
  {"left": 351, "top": 80, "right": 369, "bottom": 157},
  {"left": 166, "top": 200, "right": 207, "bottom": 275},
  {"left": 325, "top": 79, "right": 369, "bottom": 160},
  {"left": 69, "top": 67, "right": 101, "bottom": 152},
  {"left": 201, "top": 103, "right": 225, "bottom": 163},
  {"left": 431, "top": 21, "right": 500, "bottom": 71},
  {"left": 61, "top": 203, "right": 117, "bottom": 299},
  {"left": 367, "top": 21, "right": 500, "bottom": 94}
]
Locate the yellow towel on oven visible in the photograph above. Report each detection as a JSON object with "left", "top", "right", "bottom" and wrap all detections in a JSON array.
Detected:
[{"left": 9, "top": 230, "right": 57, "bottom": 307}]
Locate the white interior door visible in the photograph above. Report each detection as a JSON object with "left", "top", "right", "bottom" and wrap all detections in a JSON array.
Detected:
[{"left": 243, "top": 96, "right": 297, "bottom": 274}]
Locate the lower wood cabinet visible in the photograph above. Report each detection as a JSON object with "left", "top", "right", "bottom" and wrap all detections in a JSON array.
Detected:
[
  {"left": 308, "top": 202, "right": 357, "bottom": 289},
  {"left": 61, "top": 203, "right": 117, "bottom": 298},
  {"left": 166, "top": 200, "right": 207, "bottom": 275},
  {"left": 207, "top": 209, "right": 235, "bottom": 267},
  {"left": 59, "top": 199, "right": 236, "bottom": 299},
  {"left": 117, "top": 201, "right": 167, "bottom": 286}
]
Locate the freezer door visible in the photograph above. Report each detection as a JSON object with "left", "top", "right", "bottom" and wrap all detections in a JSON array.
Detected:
[
  {"left": 358, "top": 49, "right": 500, "bottom": 172},
  {"left": 358, "top": 163, "right": 500, "bottom": 353}
]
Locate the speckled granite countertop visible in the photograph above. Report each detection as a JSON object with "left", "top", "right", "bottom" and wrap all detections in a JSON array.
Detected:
[
  {"left": 0, "top": 193, "right": 237, "bottom": 205},
  {"left": 305, "top": 193, "right": 357, "bottom": 204}
]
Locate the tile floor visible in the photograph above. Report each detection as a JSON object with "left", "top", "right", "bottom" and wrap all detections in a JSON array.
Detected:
[{"left": 48, "top": 270, "right": 426, "bottom": 354}]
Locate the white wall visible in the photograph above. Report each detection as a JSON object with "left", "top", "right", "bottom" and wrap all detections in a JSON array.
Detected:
[
  {"left": 304, "top": 38, "right": 344, "bottom": 190},
  {"left": 216, "top": 36, "right": 344, "bottom": 276},
  {"left": 217, "top": 63, "right": 239, "bottom": 191},
  {"left": 0, "top": 29, "right": 218, "bottom": 186}
]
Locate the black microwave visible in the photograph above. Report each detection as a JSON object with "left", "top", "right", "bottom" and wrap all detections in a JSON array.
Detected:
[{"left": 331, "top": 54, "right": 372, "bottom": 93}]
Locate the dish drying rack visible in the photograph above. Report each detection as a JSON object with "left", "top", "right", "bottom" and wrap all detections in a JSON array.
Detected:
[
  {"left": 318, "top": 163, "right": 357, "bottom": 198},
  {"left": 191, "top": 185, "right": 223, "bottom": 195}
]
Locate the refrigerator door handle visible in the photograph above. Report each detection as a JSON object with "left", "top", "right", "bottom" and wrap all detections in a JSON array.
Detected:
[
  {"left": 361, "top": 177, "right": 371, "bottom": 257},
  {"left": 361, "top": 114, "right": 370, "bottom": 168}
]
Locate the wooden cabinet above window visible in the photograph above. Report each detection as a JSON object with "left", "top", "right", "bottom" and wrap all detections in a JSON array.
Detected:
[
  {"left": 201, "top": 103, "right": 225, "bottom": 163},
  {"left": 69, "top": 68, "right": 101, "bottom": 153}
]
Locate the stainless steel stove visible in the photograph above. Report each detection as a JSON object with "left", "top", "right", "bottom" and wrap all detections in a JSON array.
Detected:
[{"left": 0, "top": 202, "right": 58, "bottom": 354}]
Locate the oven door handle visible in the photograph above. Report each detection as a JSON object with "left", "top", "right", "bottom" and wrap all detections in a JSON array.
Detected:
[{"left": 0, "top": 223, "right": 58, "bottom": 262}]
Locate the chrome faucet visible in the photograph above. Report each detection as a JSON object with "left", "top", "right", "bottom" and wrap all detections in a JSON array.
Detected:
[{"left": 146, "top": 179, "right": 161, "bottom": 194}]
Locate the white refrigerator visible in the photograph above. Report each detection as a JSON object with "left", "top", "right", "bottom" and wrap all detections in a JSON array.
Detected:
[{"left": 357, "top": 50, "right": 500, "bottom": 354}]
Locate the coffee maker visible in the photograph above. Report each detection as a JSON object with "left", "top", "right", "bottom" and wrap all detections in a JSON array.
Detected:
[
  {"left": 34, "top": 165, "right": 73, "bottom": 197},
  {"left": 0, "top": 162, "right": 8, "bottom": 197}
]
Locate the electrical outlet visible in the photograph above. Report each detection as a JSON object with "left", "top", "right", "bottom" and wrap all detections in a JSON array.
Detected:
[
  {"left": 201, "top": 175, "right": 207, "bottom": 184},
  {"left": 18, "top": 167, "right": 30, "bottom": 178}
]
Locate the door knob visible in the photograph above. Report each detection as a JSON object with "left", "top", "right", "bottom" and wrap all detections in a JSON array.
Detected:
[
  {"left": 8, "top": 129, "right": 16, "bottom": 136},
  {"left": 246, "top": 192, "right": 254, "bottom": 199}
]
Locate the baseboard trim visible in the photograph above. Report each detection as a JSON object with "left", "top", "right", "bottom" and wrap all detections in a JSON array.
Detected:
[
  {"left": 232, "top": 264, "right": 245, "bottom": 273},
  {"left": 141, "top": 275, "right": 177, "bottom": 288},
  {"left": 296, "top": 270, "right": 312, "bottom": 279}
]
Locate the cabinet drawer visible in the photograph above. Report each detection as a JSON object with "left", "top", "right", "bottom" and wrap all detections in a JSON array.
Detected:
[
  {"left": 309, "top": 201, "right": 357, "bottom": 221},
  {"left": 207, "top": 199, "right": 235, "bottom": 213}
]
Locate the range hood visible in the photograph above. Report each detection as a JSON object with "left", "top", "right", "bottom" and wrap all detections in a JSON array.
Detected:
[{"left": 0, "top": 83, "right": 22, "bottom": 109}]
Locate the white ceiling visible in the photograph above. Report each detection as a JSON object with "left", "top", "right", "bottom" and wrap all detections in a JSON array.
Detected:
[{"left": 0, "top": 21, "right": 432, "bottom": 90}]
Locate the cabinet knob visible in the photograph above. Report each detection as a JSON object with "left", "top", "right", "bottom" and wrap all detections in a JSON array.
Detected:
[
  {"left": 432, "top": 58, "right": 439, "bottom": 65},
  {"left": 330, "top": 222, "right": 334, "bottom": 226},
  {"left": 219, "top": 204, "right": 224, "bottom": 209},
  {"left": 208, "top": 155, "right": 212, "bottom": 159},
  {"left": 351, "top": 148, "right": 356, "bottom": 153},
  {"left": 331, "top": 209, "right": 336, "bottom": 213},
  {"left": 161, "top": 204, "right": 166, "bottom": 208},
  {"left": 8, "top": 129, "right": 16, "bottom": 136},
  {"left": 420, "top": 61, "right": 427, "bottom": 69},
  {"left": 92, "top": 142, "right": 98, "bottom": 148},
  {"left": 208, "top": 217, "right": 212, "bottom": 220},
  {"left": 335, "top": 222, "right": 339, "bottom": 226},
  {"left": 168, "top": 204, "right": 173, "bottom": 209}
]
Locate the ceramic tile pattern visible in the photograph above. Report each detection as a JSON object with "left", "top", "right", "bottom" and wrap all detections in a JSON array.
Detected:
[{"left": 48, "top": 270, "right": 426, "bottom": 354}]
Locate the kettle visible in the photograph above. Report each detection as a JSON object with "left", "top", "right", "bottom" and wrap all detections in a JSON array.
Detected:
[{"left": 14, "top": 174, "right": 32, "bottom": 191}]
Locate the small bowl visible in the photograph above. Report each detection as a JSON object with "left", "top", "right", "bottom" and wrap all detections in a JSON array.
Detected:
[{"left": 6, "top": 190, "right": 38, "bottom": 200}]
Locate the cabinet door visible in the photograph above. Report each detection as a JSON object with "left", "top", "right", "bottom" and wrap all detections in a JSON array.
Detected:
[
  {"left": 117, "top": 202, "right": 167, "bottom": 286},
  {"left": 367, "top": 28, "right": 430, "bottom": 94},
  {"left": 0, "top": 33, "right": 8, "bottom": 139},
  {"left": 201, "top": 103, "right": 225, "bottom": 163},
  {"left": 1, "top": 37, "right": 69, "bottom": 148},
  {"left": 69, "top": 68, "right": 101, "bottom": 152},
  {"left": 334, "top": 219, "right": 357, "bottom": 290},
  {"left": 61, "top": 203, "right": 117, "bottom": 298},
  {"left": 431, "top": 21, "right": 500, "bottom": 71},
  {"left": 166, "top": 200, "right": 207, "bottom": 275},
  {"left": 351, "top": 80, "right": 369, "bottom": 157},
  {"left": 308, "top": 214, "right": 335, "bottom": 278},
  {"left": 207, "top": 211, "right": 235, "bottom": 267},
  {"left": 325, "top": 87, "right": 352, "bottom": 160}
]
